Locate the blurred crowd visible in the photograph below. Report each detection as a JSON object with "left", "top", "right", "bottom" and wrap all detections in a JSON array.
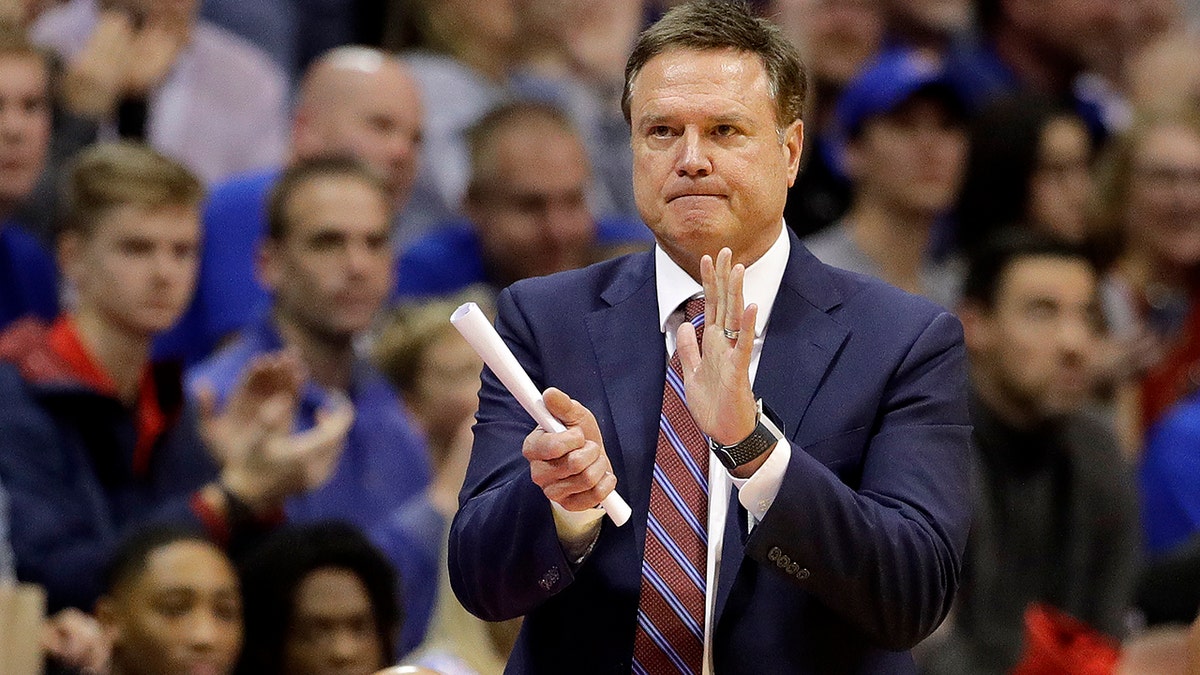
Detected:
[{"left": 0, "top": 0, "right": 1199, "bottom": 673}]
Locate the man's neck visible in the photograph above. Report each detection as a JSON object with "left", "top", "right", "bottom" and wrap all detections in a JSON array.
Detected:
[
  {"left": 991, "top": 24, "right": 1075, "bottom": 95},
  {"left": 846, "top": 199, "right": 935, "bottom": 295},
  {"left": 970, "top": 369, "right": 1041, "bottom": 432},
  {"left": 71, "top": 310, "right": 151, "bottom": 406},
  {"left": 272, "top": 311, "right": 356, "bottom": 392}
]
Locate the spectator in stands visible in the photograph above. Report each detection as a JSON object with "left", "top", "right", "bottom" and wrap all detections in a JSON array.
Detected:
[
  {"left": 955, "top": 94, "right": 1095, "bottom": 252},
  {"left": 395, "top": 101, "right": 646, "bottom": 299},
  {"left": 921, "top": 231, "right": 1139, "bottom": 674},
  {"left": 0, "top": 479, "right": 11, "bottom": 583},
  {"left": 0, "top": 24, "right": 58, "bottom": 332},
  {"left": 803, "top": 49, "right": 968, "bottom": 308},
  {"left": 95, "top": 526, "right": 242, "bottom": 675},
  {"left": 238, "top": 521, "right": 400, "bottom": 675},
  {"left": 881, "top": 0, "right": 973, "bottom": 52},
  {"left": 950, "top": 0, "right": 1137, "bottom": 134},
  {"left": 188, "top": 157, "right": 432, "bottom": 653},
  {"left": 156, "top": 45, "right": 423, "bottom": 365},
  {"left": 0, "top": 142, "right": 353, "bottom": 614},
  {"left": 30, "top": 0, "right": 288, "bottom": 185},
  {"left": 770, "top": 0, "right": 884, "bottom": 238},
  {"left": 1095, "top": 111, "right": 1200, "bottom": 434},
  {"left": 512, "top": 0, "right": 643, "bottom": 220},
  {"left": 384, "top": 0, "right": 520, "bottom": 238}
]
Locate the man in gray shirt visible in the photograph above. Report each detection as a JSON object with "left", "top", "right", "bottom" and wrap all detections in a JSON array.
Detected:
[{"left": 803, "top": 48, "right": 967, "bottom": 309}]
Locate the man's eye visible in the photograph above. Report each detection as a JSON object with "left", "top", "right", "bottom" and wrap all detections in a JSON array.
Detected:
[
  {"left": 648, "top": 126, "right": 673, "bottom": 138},
  {"left": 714, "top": 124, "right": 737, "bottom": 137}
]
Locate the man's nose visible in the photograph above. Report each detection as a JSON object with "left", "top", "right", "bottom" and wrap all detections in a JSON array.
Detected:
[{"left": 675, "top": 128, "right": 712, "bottom": 177}]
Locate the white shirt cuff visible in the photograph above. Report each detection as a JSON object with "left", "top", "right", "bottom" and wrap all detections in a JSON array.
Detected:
[
  {"left": 731, "top": 439, "right": 791, "bottom": 522},
  {"left": 552, "top": 502, "right": 605, "bottom": 562}
]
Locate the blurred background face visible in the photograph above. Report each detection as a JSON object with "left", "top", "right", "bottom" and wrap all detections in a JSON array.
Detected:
[
  {"left": 847, "top": 95, "right": 968, "bottom": 217},
  {"left": 0, "top": 53, "right": 50, "bottom": 213},
  {"left": 296, "top": 60, "right": 423, "bottom": 208},
  {"left": 467, "top": 121, "right": 596, "bottom": 286},
  {"left": 967, "top": 256, "right": 1101, "bottom": 424},
  {"left": 65, "top": 204, "right": 200, "bottom": 338},
  {"left": 1009, "top": 0, "right": 1130, "bottom": 75},
  {"left": 263, "top": 175, "right": 394, "bottom": 344},
  {"left": 1125, "top": 122, "right": 1200, "bottom": 270},
  {"left": 283, "top": 568, "right": 384, "bottom": 675},
  {"left": 882, "top": 0, "right": 973, "bottom": 37},
  {"left": 408, "top": 330, "right": 482, "bottom": 448},
  {"left": 771, "top": 0, "right": 884, "bottom": 90},
  {"left": 104, "top": 541, "right": 242, "bottom": 675},
  {"left": 1029, "top": 115, "right": 1092, "bottom": 242}
]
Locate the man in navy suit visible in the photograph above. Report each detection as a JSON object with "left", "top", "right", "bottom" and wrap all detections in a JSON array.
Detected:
[{"left": 447, "top": 1, "right": 972, "bottom": 673}]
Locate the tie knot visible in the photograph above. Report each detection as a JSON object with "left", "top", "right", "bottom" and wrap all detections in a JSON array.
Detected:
[{"left": 683, "top": 297, "right": 705, "bottom": 325}]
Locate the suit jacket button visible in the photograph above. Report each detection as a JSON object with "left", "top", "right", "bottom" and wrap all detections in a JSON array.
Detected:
[
  {"left": 539, "top": 565, "right": 561, "bottom": 591},
  {"left": 796, "top": 567, "right": 810, "bottom": 580},
  {"left": 786, "top": 562, "right": 800, "bottom": 575},
  {"left": 768, "top": 546, "right": 782, "bottom": 562},
  {"left": 777, "top": 554, "right": 791, "bottom": 568}
]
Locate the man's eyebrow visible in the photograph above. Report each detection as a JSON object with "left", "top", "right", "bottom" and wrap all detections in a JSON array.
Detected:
[{"left": 638, "top": 114, "right": 673, "bottom": 128}]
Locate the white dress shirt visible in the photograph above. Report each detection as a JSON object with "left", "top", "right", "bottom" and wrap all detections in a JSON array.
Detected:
[{"left": 553, "top": 224, "right": 794, "bottom": 674}]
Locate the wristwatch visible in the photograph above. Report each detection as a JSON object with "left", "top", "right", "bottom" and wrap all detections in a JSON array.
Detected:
[{"left": 708, "top": 399, "right": 785, "bottom": 471}]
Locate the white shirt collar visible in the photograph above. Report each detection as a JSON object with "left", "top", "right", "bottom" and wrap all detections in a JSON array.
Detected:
[{"left": 655, "top": 223, "right": 791, "bottom": 337}]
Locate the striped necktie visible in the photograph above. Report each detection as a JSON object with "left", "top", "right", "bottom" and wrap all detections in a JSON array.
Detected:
[{"left": 633, "top": 297, "right": 708, "bottom": 675}]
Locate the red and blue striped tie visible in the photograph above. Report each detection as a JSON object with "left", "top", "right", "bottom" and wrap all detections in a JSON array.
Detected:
[{"left": 633, "top": 297, "right": 708, "bottom": 675}]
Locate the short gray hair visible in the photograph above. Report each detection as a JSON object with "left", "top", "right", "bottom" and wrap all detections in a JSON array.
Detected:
[{"left": 622, "top": 0, "right": 807, "bottom": 129}]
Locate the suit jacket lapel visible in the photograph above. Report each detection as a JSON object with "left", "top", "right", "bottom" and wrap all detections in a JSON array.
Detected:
[
  {"left": 714, "top": 233, "right": 851, "bottom": 624},
  {"left": 585, "top": 252, "right": 666, "bottom": 533}
]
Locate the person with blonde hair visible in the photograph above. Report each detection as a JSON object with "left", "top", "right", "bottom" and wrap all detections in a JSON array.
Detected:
[{"left": 0, "top": 142, "right": 353, "bottom": 616}]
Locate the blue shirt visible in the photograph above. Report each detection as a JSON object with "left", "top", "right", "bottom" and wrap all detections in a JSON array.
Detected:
[
  {"left": 0, "top": 222, "right": 58, "bottom": 332},
  {"left": 155, "top": 169, "right": 278, "bottom": 365},
  {"left": 394, "top": 216, "right": 652, "bottom": 300},
  {"left": 1140, "top": 392, "right": 1200, "bottom": 555},
  {"left": 187, "top": 314, "right": 436, "bottom": 652}
]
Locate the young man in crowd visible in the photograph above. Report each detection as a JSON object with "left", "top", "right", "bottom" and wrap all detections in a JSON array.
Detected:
[
  {"left": 188, "top": 156, "right": 432, "bottom": 652},
  {"left": 394, "top": 101, "right": 648, "bottom": 300},
  {"left": 803, "top": 48, "right": 969, "bottom": 309},
  {"left": 95, "top": 526, "right": 242, "bottom": 675},
  {"left": 0, "top": 24, "right": 58, "bottom": 331},
  {"left": 238, "top": 521, "right": 400, "bottom": 675},
  {"left": 0, "top": 142, "right": 353, "bottom": 614},
  {"left": 921, "top": 231, "right": 1139, "bottom": 673},
  {"left": 157, "top": 46, "right": 424, "bottom": 365}
]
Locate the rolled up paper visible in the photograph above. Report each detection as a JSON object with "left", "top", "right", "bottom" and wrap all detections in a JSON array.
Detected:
[{"left": 451, "top": 302, "right": 632, "bottom": 527}]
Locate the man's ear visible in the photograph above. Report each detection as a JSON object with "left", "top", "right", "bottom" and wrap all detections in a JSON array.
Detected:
[
  {"left": 957, "top": 300, "right": 991, "bottom": 354},
  {"left": 256, "top": 238, "right": 281, "bottom": 293},
  {"left": 94, "top": 596, "right": 123, "bottom": 645},
  {"left": 784, "top": 119, "right": 804, "bottom": 188},
  {"left": 56, "top": 231, "right": 83, "bottom": 287}
]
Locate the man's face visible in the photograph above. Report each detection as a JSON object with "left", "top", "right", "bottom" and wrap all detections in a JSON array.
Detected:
[
  {"left": 629, "top": 48, "right": 803, "bottom": 273},
  {"left": 0, "top": 53, "right": 50, "bottom": 212},
  {"left": 845, "top": 96, "right": 967, "bottom": 218},
  {"left": 102, "top": 541, "right": 243, "bottom": 675},
  {"left": 771, "top": 0, "right": 883, "bottom": 88},
  {"left": 1009, "top": 0, "right": 1129, "bottom": 75},
  {"left": 1125, "top": 122, "right": 1200, "bottom": 270},
  {"left": 296, "top": 64, "right": 423, "bottom": 209},
  {"left": 466, "top": 122, "right": 596, "bottom": 286},
  {"left": 63, "top": 204, "right": 200, "bottom": 338},
  {"left": 283, "top": 568, "right": 385, "bottom": 675},
  {"left": 965, "top": 256, "right": 1101, "bottom": 424},
  {"left": 261, "top": 175, "right": 394, "bottom": 344}
]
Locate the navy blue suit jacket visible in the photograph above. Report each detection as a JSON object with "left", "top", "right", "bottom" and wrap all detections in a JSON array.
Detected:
[{"left": 448, "top": 232, "right": 972, "bottom": 673}]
